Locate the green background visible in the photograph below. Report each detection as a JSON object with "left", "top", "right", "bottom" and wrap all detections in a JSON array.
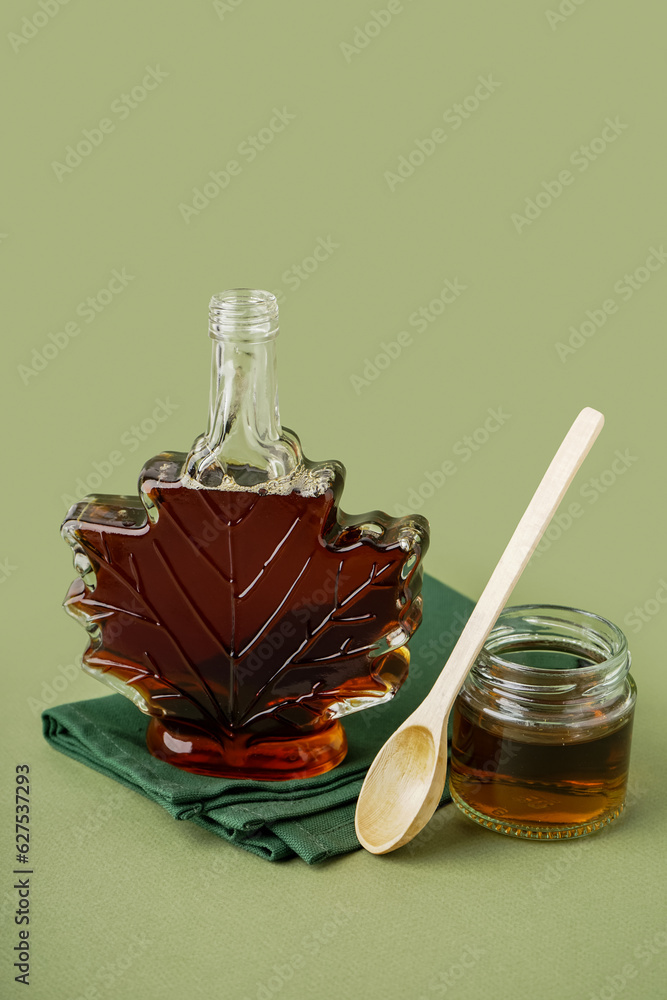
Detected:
[{"left": 2, "top": 0, "right": 666, "bottom": 997}]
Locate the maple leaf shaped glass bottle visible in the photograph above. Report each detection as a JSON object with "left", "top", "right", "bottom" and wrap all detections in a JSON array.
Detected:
[{"left": 62, "top": 290, "right": 429, "bottom": 779}]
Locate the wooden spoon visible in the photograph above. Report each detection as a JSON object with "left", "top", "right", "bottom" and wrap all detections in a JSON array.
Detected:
[{"left": 355, "top": 407, "right": 605, "bottom": 855}]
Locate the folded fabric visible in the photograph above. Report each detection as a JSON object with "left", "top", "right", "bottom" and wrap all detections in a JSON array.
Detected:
[{"left": 42, "top": 574, "right": 473, "bottom": 863}]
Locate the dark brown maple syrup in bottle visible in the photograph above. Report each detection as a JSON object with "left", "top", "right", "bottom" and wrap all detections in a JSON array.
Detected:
[
  {"left": 449, "top": 607, "right": 636, "bottom": 838},
  {"left": 62, "top": 290, "right": 429, "bottom": 780}
]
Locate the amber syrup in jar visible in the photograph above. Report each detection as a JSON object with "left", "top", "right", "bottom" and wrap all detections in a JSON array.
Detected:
[{"left": 449, "top": 607, "right": 636, "bottom": 839}]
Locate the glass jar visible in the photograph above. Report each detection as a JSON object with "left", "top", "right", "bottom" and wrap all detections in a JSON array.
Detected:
[{"left": 450, "top": 605, "right": 636, "bottom": 839}]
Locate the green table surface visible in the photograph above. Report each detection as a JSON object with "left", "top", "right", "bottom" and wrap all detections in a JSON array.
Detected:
[{"left": 2, "top": 1, "right": 666, "bottom": 997}]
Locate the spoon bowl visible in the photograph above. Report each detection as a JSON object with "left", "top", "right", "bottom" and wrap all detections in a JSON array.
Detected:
[{"left": 355, "top": 724, "right": 443, "bottom": 853}]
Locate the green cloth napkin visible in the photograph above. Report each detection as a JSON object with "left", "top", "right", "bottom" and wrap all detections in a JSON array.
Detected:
[{"left": 42, "top": 574, "right": 473, "bottom": 864}]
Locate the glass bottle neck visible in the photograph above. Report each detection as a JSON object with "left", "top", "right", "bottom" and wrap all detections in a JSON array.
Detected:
[
  {"left": 206, "top": 336, "right": 282, "bottom": 473},
  {"left": 186, "top": 289, "right": 301, "bottom": 489}
]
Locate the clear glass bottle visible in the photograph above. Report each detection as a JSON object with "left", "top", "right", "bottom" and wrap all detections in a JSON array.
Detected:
[
  {"left": 62, "top": 290, "right": 429, "bottom": 780},
  {"left": 450, "top": 605, "right": 636, "bottom": 839}
]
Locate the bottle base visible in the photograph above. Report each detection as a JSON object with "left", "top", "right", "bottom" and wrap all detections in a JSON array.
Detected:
[
  {"left": 146, "top": 716, "right": 348, "bottom": 781},
  {"left": 450, "top": 787, "right": 625, "bottom": 840}
]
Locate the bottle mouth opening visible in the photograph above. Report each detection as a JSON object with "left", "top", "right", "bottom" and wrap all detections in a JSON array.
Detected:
[{"left": 209, "top": 288, "right": 279, "bottom": 342}]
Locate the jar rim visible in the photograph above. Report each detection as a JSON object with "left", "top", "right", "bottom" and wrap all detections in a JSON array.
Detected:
[{"left": 476, "top": 604, "right": 630, "bottom": 695}]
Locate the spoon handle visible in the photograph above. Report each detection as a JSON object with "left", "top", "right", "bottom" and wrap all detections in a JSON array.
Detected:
[{"left": 426, "top": 406, "right": 604, "bottom": 715}]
